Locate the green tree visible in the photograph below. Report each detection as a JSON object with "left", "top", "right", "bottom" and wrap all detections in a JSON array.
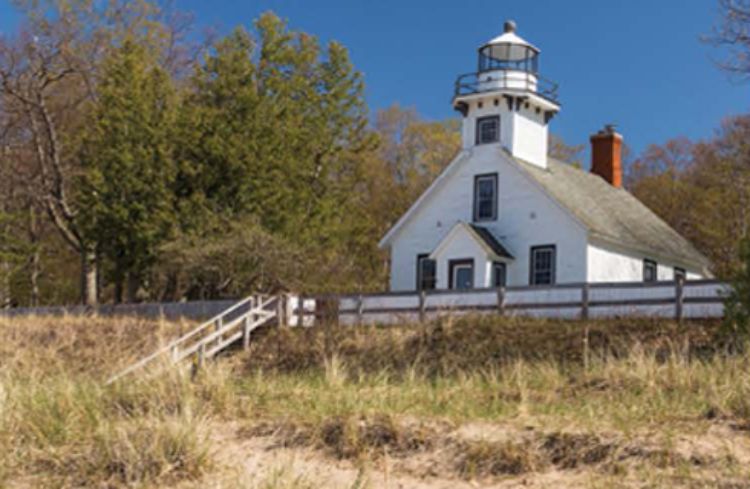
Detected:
[
  {"left": 78, "top": 39, "right": 177, "bottom": 302},
  {"left": 166, "top": 13, "right": 375, "bottom": 295},
  {"left": 720, "top": 238, "right": 750, "bottom": 351},
  {"left": 176, "top": 13, "right": 372, "bottom": 244}
]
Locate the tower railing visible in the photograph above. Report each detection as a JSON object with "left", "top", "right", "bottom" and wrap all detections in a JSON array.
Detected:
[{"left": 454, "top": 70, "right": 559, "bottom": 103}]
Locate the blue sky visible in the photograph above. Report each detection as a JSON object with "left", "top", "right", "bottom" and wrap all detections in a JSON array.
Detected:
[{"left": 1, "top": 0, "right": 747, "bottom": 158}]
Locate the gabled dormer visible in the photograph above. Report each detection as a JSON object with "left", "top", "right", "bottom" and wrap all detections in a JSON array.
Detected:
[{"left": 453, "top": 20, "right": 560, "bottom": 169}]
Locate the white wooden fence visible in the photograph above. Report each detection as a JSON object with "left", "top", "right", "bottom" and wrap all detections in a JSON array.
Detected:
[
  {"left": 1, "top": 280, "right": 730, "bottom": 326},
  {"left": 288, "top": 279, "right": 729, "bottom": 326}
]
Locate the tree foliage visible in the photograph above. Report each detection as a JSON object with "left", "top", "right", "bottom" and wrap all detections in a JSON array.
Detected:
[
  {"left": 628, "top": 116, "right": 750, "bottom": 278},
  {"left": 78, "top": 39, "right": 177, "bottom": 300},
  {"left": 1, "top": 1, "right": 750, "bottom": 306},
  {"left": 175, "top": 15, "right": 373, "bottom": 243},
  {"left": 720, "top": 238, "right": 750, "bottom": 350}
]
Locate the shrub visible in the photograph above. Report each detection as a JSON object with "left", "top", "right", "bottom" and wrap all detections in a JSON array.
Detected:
[{"left": 720, "top": 238, "right": 750, "bottom": 351}]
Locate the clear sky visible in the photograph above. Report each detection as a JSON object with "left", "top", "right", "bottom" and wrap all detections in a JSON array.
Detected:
[{"left": 1, "top": 0, "right": 748, "bottom": 158}]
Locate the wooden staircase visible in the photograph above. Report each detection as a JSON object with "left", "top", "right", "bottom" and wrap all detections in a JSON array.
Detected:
[{"left": 106, "top": 295, "right": 281, "bottom": 384}]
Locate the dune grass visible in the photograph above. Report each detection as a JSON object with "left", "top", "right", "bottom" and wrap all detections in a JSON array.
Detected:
[
  {"left": 234, "top": 351, "right": 750, "bottom": 432},
  {"left": 1, "top": 313, "right": 749, "bottom": 487}
]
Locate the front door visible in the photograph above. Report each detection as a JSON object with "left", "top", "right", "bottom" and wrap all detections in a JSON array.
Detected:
[{"left": 449, "top": 259, "right": 474, "bottom": 290}]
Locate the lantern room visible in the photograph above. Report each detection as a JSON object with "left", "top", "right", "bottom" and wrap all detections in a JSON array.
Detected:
[{"left": 477, "top": 20, "right": 540, "bottom": 92}]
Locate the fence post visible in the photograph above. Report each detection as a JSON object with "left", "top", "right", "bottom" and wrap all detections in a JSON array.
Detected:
[
  {"left": 496, "top": 287, "right": 506, "bottom": 315},
  {"left": 198, "top": 343, "right": 206, "bottom": 368},
  {"left": 356, "top": 295, "right": 364, "bottom": 326},
  {"left": 581, "top": 283, "right": 590, "bottom": 320},
  {"left": 419, "top": 290, "right": 427, "bottom": 323},
  {"left": 297, "top": 295, "right": 305, "bottom": 327},
  {"left": 334, "top": 296, "right": 341, "bottom": 327},
  {"left": 583, "top": 325, "right": 590, "bottom": 372},
  {"left": 675, "top": 276, "right": 685, "bottom": 323}
]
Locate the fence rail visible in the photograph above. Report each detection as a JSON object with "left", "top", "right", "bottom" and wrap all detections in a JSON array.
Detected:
[
  {"left": 2, "top": 279, "right": 731, "bottom": 326},
  {"left": 290, "top": 279, "right": 729, "bottom": 326},
  {"left": 0, "top": 300, "right": 236, "bottom": 321}
]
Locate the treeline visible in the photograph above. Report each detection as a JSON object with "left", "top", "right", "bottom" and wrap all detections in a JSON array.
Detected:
[
  {"left": 0, "top": 1, "right": 461, "bottom": 306},
  {"left": 627, "top": 115, "right": 750, "bottom": 279},
  {"left": 0, "top": 1, "right": 748, "bottom": 307}
]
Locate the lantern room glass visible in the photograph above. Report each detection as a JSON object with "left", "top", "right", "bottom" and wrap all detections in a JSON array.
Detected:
[{"left": 478, "top": 44, "right": 539, "bottom": 74}]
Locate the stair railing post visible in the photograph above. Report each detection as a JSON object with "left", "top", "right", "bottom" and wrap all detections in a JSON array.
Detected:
[
  {"left": 243, "top": 315, "right": 251, "bottom": 350},
  {"left": 581, "top": 283, "right": 590, "bottom": 320},
  {"left": 675, "top": 276, "right": 685, "bottom": 323},
  {"left": 496, "top": 286, "right": 506, "bottom": 316},
  {"left": 198, "top": 343, "right": 206, "bottom": 368},
  {"left": 276, "top": 295, "right": 284, "bottom": 328}
]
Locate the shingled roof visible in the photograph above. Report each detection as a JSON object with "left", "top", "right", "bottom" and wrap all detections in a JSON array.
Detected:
[
  {"left": 468, "top": 224, "right": 514, "bottom": 259},
  {"left": 516, "top": 156, "right": 712, "bottom": 274}
]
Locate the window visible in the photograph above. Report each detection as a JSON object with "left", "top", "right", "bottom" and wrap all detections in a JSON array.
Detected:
[
  {"left": 416, "top": 254, "right": 436, "bottom": 291},
  {"left": 643, "top": 259, "right": 658, "bottom": 282},
  {"left": 674, "top": 267, "right": 686, "bottom": 282},
  {"left": 449, "top": 259, "right": 474, "bottom": 290},
  {"left": 530, "top": 245, "right": 556, "bottom": 285},
  {"left": 476, "top": 116, "right": 500, "bottom": 145},
  {"left": 473, "top": 173, "right": 498, "bottom": 221},
  {"left": 492, "top": 262, "right": 507, "bottom": 287}
]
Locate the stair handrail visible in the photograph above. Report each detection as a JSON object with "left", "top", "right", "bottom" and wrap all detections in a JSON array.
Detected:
[
  {"left": 106, "top": 294, "right": 260, "bottom": 384},
  {"left": 173, "top": 296, "right": 277, "bottom": 361}
]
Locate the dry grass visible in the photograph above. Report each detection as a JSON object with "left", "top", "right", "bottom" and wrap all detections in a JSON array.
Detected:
[
  {"left": 0, "top": 314, "right": 223, "bottom": 488},
  {"left": 2, "top": 313, "right": 750, "bottom": 488}
]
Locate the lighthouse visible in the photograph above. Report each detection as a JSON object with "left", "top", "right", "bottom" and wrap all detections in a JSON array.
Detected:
[{"left": 453, "top": 20, "right": 560, "bottom": 169}]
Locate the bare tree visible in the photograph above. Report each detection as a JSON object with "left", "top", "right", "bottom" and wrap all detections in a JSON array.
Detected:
[
  {"left": 709, "top": 0, "right": 750, "bottom": 78},
  {"left": 0, "top": 27, "right": 100, "bottom": 305},
  {"left": 0, "top": 135, "right": 12, "bottom": 308},
  {"left": 0, "top": 1, "right": 197, "bottom": 306}
]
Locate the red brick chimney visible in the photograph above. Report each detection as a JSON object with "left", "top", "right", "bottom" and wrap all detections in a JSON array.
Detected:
[{"left": 590, "top": 124, "right": 623, "bottom": 188}]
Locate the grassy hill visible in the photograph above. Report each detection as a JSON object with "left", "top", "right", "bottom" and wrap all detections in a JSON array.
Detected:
[{"left": 1, "top": 314, "right": 749, "bottom": 488}]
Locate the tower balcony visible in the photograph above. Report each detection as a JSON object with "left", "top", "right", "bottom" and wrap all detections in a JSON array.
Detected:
[{"left": 454, "top": 69, "right": 559, "bottom": 104}]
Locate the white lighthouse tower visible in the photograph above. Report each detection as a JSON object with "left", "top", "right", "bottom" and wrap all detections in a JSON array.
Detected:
[{"left": 453, "top": 20, "right": 560, "bottom": 169}]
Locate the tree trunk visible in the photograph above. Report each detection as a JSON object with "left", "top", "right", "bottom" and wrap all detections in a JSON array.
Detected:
[
  {"left": 114, "top": 278, "right": 123, "bottom": 304},
  {"left": 161, "top": 272, "right": 179, "bottom": 302},
  {"left": 81, "top": 250, "right": 98, "bottom": 306},
  {"left": 27, "top": 204, "right": 41, "bottom": 307},
  {"left": 126, "top": 272, "right": 140, "bottom": 303},
  {"left": 29, "top": 249, "right": 40, "bottom": 307}
]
